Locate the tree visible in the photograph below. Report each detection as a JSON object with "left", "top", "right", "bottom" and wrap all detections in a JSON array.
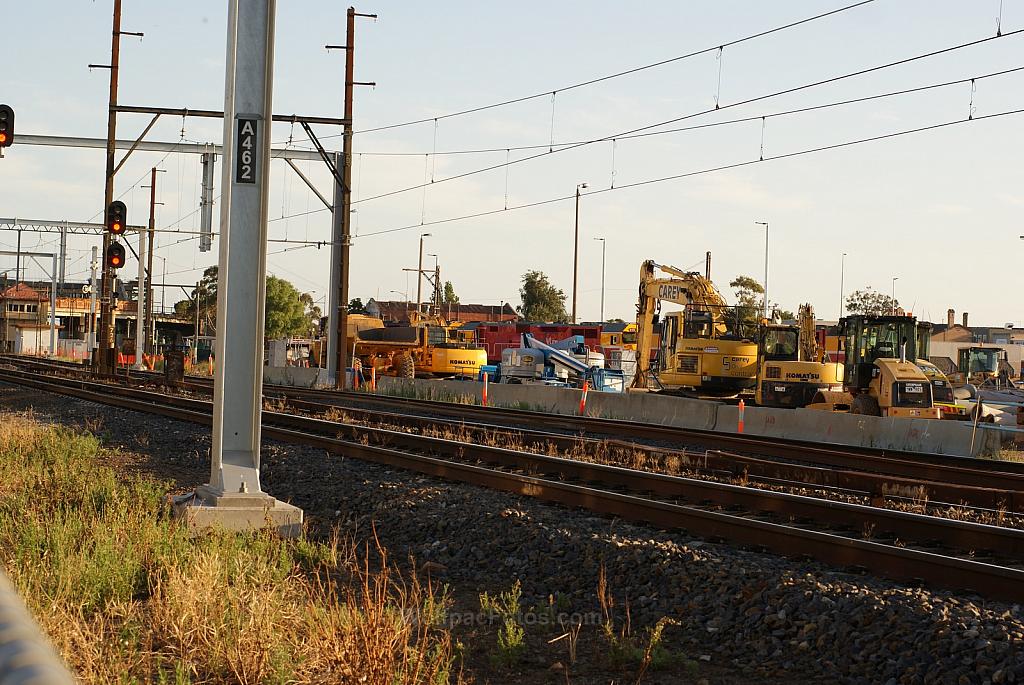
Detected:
[
  {"left": 730, "top": 275, "right": 764, "bottom": 322},
  {"left": 173, "top": 266, "right": 218, "bottom": 335},
  {"left": 776, "top": 309, "right": 796, "bottom": 322},
  {"left": 348, "top": 297, "right": 367, "bottom": 314},
  {"left": 443, "top": 281, "right": 459, "bottom": 305},
  {"left": 265, "top": 276, "right": 309, "bottom": 339},
  {"left": 299, "top": 292, "right": 322, "bottom": 337},
  {"left": 518, "top": 270, "right": 569, "bottom": 322},
  {"left": 845, "top": 288, "right": 899, "bottom": 316}
]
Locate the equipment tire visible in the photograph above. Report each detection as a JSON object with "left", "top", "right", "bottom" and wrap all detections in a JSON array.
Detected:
[
  {"left": 850, "top": 393, "right": 882, "bottom": 417},
  {"left": 396, "top": 353, "right": 416, "bottom": 379}
]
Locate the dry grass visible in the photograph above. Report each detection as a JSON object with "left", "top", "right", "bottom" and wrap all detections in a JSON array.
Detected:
[{"left": 0, "top": 414, "right": 459, "bottom": 684}]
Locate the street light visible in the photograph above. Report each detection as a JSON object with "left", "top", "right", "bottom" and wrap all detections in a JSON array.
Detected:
[
  {"left": 572, "top": 182, "right": 587, "bottom": 324},
  {"left": 390, "top": 289, "right": 409, "bottom": 309},
  {"left": 839, "top": 252, "right": 847, "bottom": 320},
  {"left": 891, "top": 277, "right": 899, "bottom": 315},
  {"left": 416, "top": 233, "right": 431, "bottom": 313},
  {"left": 755, "top": 221, "right": 769, "bottom": 320},
  {"left": 593, "top": 237, "right": 606, "bottom": 322}
]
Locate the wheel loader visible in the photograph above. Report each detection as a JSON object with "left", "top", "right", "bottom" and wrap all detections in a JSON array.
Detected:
[{"left": 809, "top": 314, "right": 940, "bottom": 419}]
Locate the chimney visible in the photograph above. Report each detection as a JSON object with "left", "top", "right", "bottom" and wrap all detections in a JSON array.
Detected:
[
  {"left": 947, "top": 309, "right": 955, "bottom": 329},
  {"left": 962, "top": 312, "right": 969, "bottom": 329}
]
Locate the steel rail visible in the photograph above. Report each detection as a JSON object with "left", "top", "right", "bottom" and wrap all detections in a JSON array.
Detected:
[
  {"left": 7, "top": 356, "right": 1024, "bottom": 501},
  {"left": 2, "top": 366, "right": 1024, "bottom": 601}
]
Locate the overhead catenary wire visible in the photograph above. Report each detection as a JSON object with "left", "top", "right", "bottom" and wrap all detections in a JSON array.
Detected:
[
  {"left": 319, "top": 65, "right": 1024, "bottom": 158},
  {"left": 334, "top": 29, "right": 1024, "bottom": 211},
  {"left": 346, "top": 108, "right": 1024, "bottom": 240},
  {"left": 266, "top": 42, "right": 1024, "bottom": 227},
  {"left": 345, "top": 0, "right": 878, "bottom": 136}
]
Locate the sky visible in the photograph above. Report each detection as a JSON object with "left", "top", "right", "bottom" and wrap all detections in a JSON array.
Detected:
[{"left": 1, "top": 0, "right": 1022, "bottom": 326}]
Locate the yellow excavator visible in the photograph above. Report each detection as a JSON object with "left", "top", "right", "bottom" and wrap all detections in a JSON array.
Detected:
[
  {"left": 810, "top": 314, "right": 940, "bottom": 419},
  {"left": 632, "top": 260, "right": 757, "bottom": 394},
  {"left": 755, "top": 304, "right": 844, "bottom": 408}
]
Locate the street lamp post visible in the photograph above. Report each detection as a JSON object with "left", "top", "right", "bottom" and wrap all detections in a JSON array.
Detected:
[
  {"left": 416, "top": 232, "right": 431, "bottom": 313},
  {"left": 389, "top": 289, "right": 409, "bottom": 310},
  {"left": 594, "top": 237, "right": 606, "bottom": 321},
  {"left": 891, "top": 277, "right": 898, "bottom": 315},
  {"left": 839, "top": 252, "right": 847, "bottom": 319},
  {"left": 755, "top": 221, "right": 769, "bottom": 320},
  {"left": 572, "top": 182, "right": 587, "bottom": 324}
]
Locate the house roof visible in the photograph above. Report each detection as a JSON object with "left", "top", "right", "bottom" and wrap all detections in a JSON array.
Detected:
[
  {"left": 366, "top": 299, "right": 517, "bottom": 322},
  {"left": 0, "top": 283, "right": 46, "bottom": 301}
]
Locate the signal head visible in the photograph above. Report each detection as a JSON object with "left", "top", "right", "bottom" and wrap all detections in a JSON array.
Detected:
[
  {"left": 107, "top": 200, "right": 127, "bottom": 235},
  {"left": 106, "top": 242, "right": 126, "bottom": 270},
  {"left": 0, "top": 105, "right": 13, "bottom": 148}
]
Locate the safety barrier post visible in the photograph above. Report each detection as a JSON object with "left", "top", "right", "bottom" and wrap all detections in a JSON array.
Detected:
[
  {"left": 370, "top": 366, "right": 377, "bottom": 392},
  {"left": 970, "top": 398, "right": 983, "bottom": 455},
  {"left": 353, "top": 365, "right": 360, "bottom": 390},
  {"left": 482, "top": 372, "right": 489, "bottom": 407},
  {"left": 579, "top": 379, "right": 589, "bottom": 415},
  {"left": 208, "top": 354, "right": 215, "bottom": 377},
  {"left": 738, "top": 398, "right": 745, "bottom": 434}
]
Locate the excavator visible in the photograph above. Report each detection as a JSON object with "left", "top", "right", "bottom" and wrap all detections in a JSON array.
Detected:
[
  {"left": 755, "top": 304, "right": 844, "bottom": 408},
  {"left": 632, "top": 260, "right": 757, "bottom": 394}
]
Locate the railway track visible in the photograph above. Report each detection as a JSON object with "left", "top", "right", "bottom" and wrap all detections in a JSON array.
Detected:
[
  {"left": 1, "top": 363, "right": 1024, "bottom": 602},
  {"left": 10, "top": 356, "right": 1024, "bottom": 511}
]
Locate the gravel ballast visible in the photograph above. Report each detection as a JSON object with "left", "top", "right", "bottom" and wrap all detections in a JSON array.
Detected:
[{"left": 2, "top": 382, "right": 1022, "bottom": 685}]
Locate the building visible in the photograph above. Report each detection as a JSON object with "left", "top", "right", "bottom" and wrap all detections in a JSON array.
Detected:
[
  {"left": 0, "top": 283, "right": 48, "bottom": 352},
  {"left": 364, "top": 299, "right": 518, "bottom": 325}
]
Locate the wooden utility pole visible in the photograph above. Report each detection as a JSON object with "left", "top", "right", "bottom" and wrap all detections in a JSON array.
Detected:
[
  {"left": 332, "top": 7, "right": 375, "bottom": 388},
  {"left": 95, "top": 0, "right": 122, "bottom": 374}
]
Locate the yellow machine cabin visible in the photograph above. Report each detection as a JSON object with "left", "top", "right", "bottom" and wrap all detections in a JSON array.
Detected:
[
  {"left": 811, "top": 315, "right": 940, "bottom": 419},
  {"left": 755, "top": 304, "right": 843, "bottom": 408},
  {"left": 632, "top": 260, "right": 757, "bottom": 394}
]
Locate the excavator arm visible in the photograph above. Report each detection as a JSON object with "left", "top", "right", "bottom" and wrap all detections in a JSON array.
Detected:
[{"left": 633, "top": 259, "right": 730, "bottom": 388}]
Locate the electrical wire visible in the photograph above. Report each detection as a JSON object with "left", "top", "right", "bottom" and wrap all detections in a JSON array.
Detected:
[
  {"left": 264, "top": 28, "right": 1023, "bottom": 223},
  {"left": 320, "top": 65, "right": 1024, "bottom": 158},
  {"left": 346, "top": 0, "right": 878, "bottom": 136},
  {"left": 347, "top": 28, "right": 1023, "bottom": 207},
  {"left": 342, "top": 107, "right": 1023, "bottom": 240}
]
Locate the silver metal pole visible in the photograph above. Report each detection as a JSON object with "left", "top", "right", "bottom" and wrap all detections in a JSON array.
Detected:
[
  {"left": 326, "top": 151, "right": 343, "bottom": 381},
  {"left": 49, "top": 255, "right": 57, "bottom": 356},
  {"left": 133, "top": 228, "right": 146, "bottom": 368},
  {"left": 839, "top": 252, "right": 846, "bottom": 319},
  {"left": 89, "top": 246, "right": 98, "bottom": 349},
  {"left": 208, "top": 0, "right": 278, "bottom": 497},
  {"left": 755, "top": 221, "right": 769, "bottom": 319}
]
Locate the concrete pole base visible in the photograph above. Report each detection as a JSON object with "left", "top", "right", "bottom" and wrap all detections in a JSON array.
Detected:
[{"left": 171, "top": 485, "right": 303, "bottom": 538}]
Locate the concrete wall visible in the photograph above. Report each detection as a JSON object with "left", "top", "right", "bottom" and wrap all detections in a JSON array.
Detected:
[{"left": 370, "top": 376, "right": 1000, "bottom": 457}]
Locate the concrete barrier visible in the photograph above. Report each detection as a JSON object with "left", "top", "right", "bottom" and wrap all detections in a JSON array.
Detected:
[
  {"left": 263, "top": 366, "right": 330, "bottom": 388},
  {"left": 369, "top": 377, "right": 993, "bottom": 457}
]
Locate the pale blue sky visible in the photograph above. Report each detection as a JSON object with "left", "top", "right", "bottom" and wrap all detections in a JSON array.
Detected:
[{"left": 2, "top": 1, "right": 1022, "bottom": 325}]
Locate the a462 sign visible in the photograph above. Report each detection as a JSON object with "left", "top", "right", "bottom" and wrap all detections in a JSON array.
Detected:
[{"left": 235, "top": 117, "right": 258, "bottom": 184}]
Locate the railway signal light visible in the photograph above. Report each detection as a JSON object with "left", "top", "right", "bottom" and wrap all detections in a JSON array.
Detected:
[
  {"left": 0, "top": 105, "right": 13, "bottom": 147},
  {"left": 106, "top": 242, "right": 126, "bottom": 270},
  {"left": 106, "top": 200, "right": 127, "bottom": 235}
]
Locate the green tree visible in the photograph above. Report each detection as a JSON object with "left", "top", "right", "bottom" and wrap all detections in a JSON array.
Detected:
[
  {"left": 348, "top": 297, "right": 367, "bottom": 314},
  {"left": 518, "top": 270, "right": 569, "bottom": 322},
  {"left": 174, "top": 266, "right": 218, "bottom": 334},
  {"left": 265, "top": 276, "right": 309, "bottom": 339},
  {"left": 299, "top": 292, "right": 323, "bottom": 336},
  {"left": 443, "top": 281, "right": 460, "bottom": 305},
  {"left": 776, "top": 309, "right": 796, "bottom": 322},
  {"left": 845, "top": 288, "right": 899, "bottom": 316},
  {"left": 730, "top": 274, "right": 764, "bottom": 323}
]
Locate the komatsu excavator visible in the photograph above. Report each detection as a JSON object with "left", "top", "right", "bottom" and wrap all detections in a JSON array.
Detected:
[
  {"left": 632, "top": 260, "right": 757, "bottom": 394},
  {"left": 754, "top": 304, "right": 844, "bottom": 408}
]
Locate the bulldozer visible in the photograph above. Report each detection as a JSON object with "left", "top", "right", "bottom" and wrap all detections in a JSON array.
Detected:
[
  {"left": 809, "top": 314, "right": 940, "bottom": 418},
  {"left": 345, "top": 312, "right": 487, "bottom": 379},
  {"left": 755, "top": 304, "right": 844, "bottom": 408},
  {"left": 632, "top": 260, "right": 757, "bottom": 394}
]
